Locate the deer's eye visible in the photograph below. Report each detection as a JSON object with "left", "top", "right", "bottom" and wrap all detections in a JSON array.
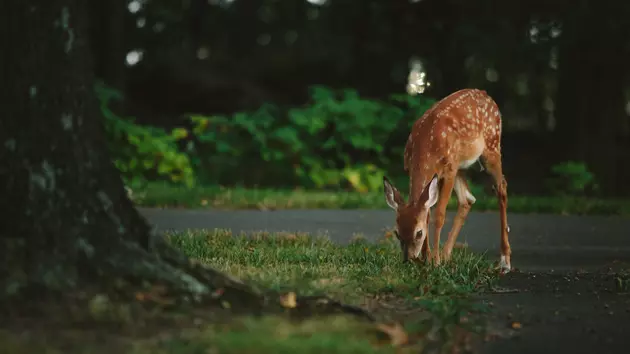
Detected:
[{"left": 415, "top": 230, "right": 423, "bottom": 238}]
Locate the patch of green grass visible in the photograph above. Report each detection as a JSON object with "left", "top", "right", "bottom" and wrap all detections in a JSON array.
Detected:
[
  {"left": 131, "top": 182, "right": 630, "bottom": 216},
  {"left": 166, "top": 230, "right": 497, "bottom": 303},
  {"left": 157, "top": 230, "right": 497, "bottom": 353},
  {"left": 148, "top": 316, "right": 388, "bottom": 354},
  {"left": 2, "top": 231, "right": 496, "bottom": 354},
  {"left": 0, "top": 317, "right": 392, "bottom": 354}
]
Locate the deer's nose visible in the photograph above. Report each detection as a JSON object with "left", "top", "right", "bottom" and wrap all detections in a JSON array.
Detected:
[{"left": 401, "top": 244, "right": 409, "bottom": 263}]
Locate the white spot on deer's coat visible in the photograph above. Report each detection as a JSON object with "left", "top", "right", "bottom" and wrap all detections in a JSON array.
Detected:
[{"left": 29, "top": 86, "right": 37, "bottom": 98}]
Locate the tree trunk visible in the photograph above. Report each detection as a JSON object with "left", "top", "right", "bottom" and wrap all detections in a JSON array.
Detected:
[
  {"left": 0, "top": 0, "right": 185, "bottom": 292},
  {"left": 0, "top": 0, "right": 373, "bottom": 322}
]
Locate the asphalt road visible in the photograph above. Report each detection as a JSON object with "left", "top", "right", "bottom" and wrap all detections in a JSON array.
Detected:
[
  {"left": 139, "top": 207, "right": 630, "bottom": 353},
  {"left": 139, "top": 207, "right": 630, "bottom": 271}
]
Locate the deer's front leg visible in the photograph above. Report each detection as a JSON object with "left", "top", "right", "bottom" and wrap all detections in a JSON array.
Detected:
[
  {"left": 443, "top": 173, "right": 475, "bottom": 261},
  {"left": 421, "top": 209, "right": 431, "bottom": 262},
  {"left": 430, "top": 173, "right": 456, "bottom": 265}
]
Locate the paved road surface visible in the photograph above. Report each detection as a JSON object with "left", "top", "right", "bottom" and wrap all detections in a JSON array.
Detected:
[
  {"left": 139, "top": 207, "right": 630, "bottom": 271},
  {"left": 138, "top": 207, "right": 630, "bottom": 353}
]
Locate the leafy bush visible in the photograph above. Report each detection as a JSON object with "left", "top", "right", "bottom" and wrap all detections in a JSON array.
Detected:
[
  {"left": 97, "top": 82, "right": 435, "bottom": 193},
  {"left": 545, "top": 161, "right": 598, "bottom": 196},
  {"left": 96, "top": 81, "right": 195, "bottom": 188},
  {"left": 182, "top": 86, "right": 435, "bottom": 192}
]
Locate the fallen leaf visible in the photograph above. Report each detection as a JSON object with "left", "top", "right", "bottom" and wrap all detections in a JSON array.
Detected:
[
  {"left": 376, "top": 322, "right": 408, "bottom": 347},
  {"left": 279, "top": 292, "right": 297, "bottom": 309},
  {"left": 511, "top": 321, "right": 522, "bottom": 329}
]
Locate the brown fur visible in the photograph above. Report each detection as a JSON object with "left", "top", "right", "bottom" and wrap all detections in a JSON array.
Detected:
[{"left": 383, "top": 89, "right": 512, "bottom": 271}]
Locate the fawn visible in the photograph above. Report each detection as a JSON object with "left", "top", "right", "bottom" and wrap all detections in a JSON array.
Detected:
[{"left": 383, "top": 88, "right": 511, "bottom": 273}]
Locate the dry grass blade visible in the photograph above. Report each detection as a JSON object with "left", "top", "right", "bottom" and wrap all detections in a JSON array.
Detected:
[
  {"left": 376, "top": 322, "right": 409, "bottom": 347},
  {"left": 279, "top": 292, "right": 297, "bottom": 309}
]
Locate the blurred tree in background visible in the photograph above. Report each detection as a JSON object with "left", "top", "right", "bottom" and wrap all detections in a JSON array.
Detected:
[{"left": 90, "top": 0, "right": 630, "bottom": 197}]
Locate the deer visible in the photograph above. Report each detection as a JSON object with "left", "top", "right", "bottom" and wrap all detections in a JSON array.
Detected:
[{"left": 382, "top": 88, "right": 511, "bottom": 273}]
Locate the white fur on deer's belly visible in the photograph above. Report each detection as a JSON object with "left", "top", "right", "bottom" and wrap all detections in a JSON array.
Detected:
[{"left": 458, "top": 137, "right": 485, "bottom": 169}]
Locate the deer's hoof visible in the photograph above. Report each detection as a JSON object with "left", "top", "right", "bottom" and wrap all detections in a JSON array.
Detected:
[{"left": 498, "top": 255, "right": 511, "bottom": 274}]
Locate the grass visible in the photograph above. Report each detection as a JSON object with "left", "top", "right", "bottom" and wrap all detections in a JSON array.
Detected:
[
  {"left": 167, "top": 230, "right": 497, "bottom": 302},
  {"left": 158, "top": 230, "right": 499, "bottom": 352},
  {"left": 2, "top": 230, "right": 500, "bottom": 353},
  {"left": 130, "top": 182, "right": 630, "bottom": 216}
]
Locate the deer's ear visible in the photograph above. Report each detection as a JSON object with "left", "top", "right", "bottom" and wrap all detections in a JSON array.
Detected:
[
  {"left": 383, "top": 176, "right": 403, "bottom": 210},
  {"left": 423, "top": 174, "right": 440, "bottom": 208}
]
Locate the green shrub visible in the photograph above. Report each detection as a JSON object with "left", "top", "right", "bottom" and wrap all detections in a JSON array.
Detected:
[
  {"left": 183, "top": 86, "right": 435, "bottom": 192},
  {"left": 96, "top": 81, "right": 195, "bottom": 188},
  {"left": 96, "top": 82, "right": 435, "bottom": 193},
  {"left": 545, "top": 160, "right": 598, "bottom": 196}
]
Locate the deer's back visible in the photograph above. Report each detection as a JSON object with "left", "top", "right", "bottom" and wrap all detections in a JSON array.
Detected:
[{"left": 404, "top": 89, "right": 502, "bottom": 174}]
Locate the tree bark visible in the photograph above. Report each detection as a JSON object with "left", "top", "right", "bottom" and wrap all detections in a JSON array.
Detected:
[
  {"left": 0, "top": 0, "right": 374, "bottom": 322},
  {"left": 0, "top": 0, "right": 174, "bottom": 291}
]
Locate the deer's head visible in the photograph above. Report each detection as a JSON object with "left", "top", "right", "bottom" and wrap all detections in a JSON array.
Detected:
[{"left": 382, "top": 174, "right": 439, "bottom": 262}]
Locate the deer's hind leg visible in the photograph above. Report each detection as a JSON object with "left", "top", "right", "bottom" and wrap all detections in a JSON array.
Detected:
[
  {"left": 481, "top": 150, "right": 511, "bottom": 273},
  {"left": 442, "top": 171, "right": 476, "bottom": 261}
]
